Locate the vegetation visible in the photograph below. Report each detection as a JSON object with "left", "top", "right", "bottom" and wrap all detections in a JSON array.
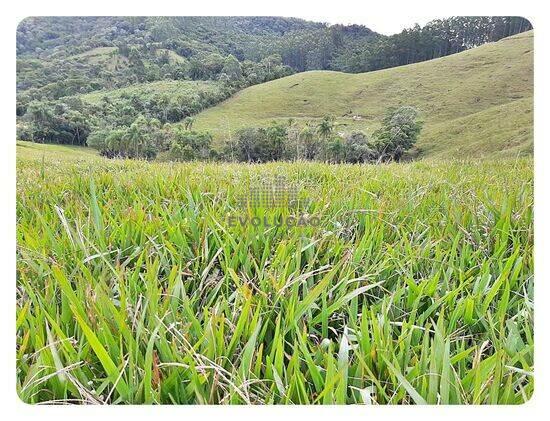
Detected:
[
  {"left": 17, "top": 80, "right": 231, "bottom": 151},
  {"left": 194, "top": 31, "right": 533, "bottom": 159},
  {"left": 330, "top": 16, "right": 532, "bottom": 73},
  {"left": 86, "top": 116, "right": 170, "bottom": 159},
  {"left": 18, "top": 99, "right": 91, "bottom": 145},
  {"left": 16, "top": 30, "right": 533, "bottom": 164},
  {"left": 17, "top": 142, "right": 533, "bottom": 404},
  {"left": 17, "top": 17, "right": 531, "bottom": 158},
  {"left": 219, "top": 107, "right": 421, "bottom": 163},
  {"left": 20, "top": 88, "right": 421, "bottom": 162},
  {"left": 372, "top": 106, "right": 423, "bottom": 162},
  {"left": 17, "top": 16, "right": 530, "bottom": 102},
  {"left": 15, "top": 15, "right": 535, "bottom": 406},
  {"left": 17, "top": 16, "right": 307, "bottom": 104},
  {"left": 78, "top": 80, "right": 229, "bottom": 109},
  {"left": 167, "top": 129, "right": 214, "bottom": 161}
]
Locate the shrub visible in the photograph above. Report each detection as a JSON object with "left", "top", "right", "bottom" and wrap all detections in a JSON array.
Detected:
[
  {"left": 168, "top": 129, "right": 213, "bottom": 161},
  {"left": 343, "top": 131, "right": 376, "bottom": 163},
  {"left": 373, "top": 106, "right": 422, "bottom": 161},
  {"left": 228, "top": 122, "right": 287, "bottom": 162},
  {"left": 87, "top": 116, "right": 168, "bottom": 159}
]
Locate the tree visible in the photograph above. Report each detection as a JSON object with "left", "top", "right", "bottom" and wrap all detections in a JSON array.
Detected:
[
  {"left": 343, "top": 131, "right": 376, "bottom": 163},
  {"left": 316, "top": 116, "right": 336, "bottom": 161},
  {"left": 300, "top": 125, "right": 321, "bottom": 160},
  {"left": 263, "top": 122, "right": 287, "bottom": 161},
  {"left": 63, "top": 109, "right": 90, "bottom": 145},
  {"left": 326, "top": 136, "right": 345, "bottom": 163},
  {"left": 220, "top": 55, "right": 243, "bottom": 82},
  {"left": 373, "top": 106, "right": 422, "bottom": 161},
  {"left": 232, "top": 127, "right": 257, "bottom": 162},
  {"left": 316, "top": 116, "right": 335, "bottom": 141},
  {"left": 87, "top": 116, "right": 168, "bottom": 159},
  {"left": 189, "top": 52, "right": 226, "bottom": 80},
  {"left": 26, "top": 101, "right": 54, "bottom": 142},
  {"left": 25, "top": 100, "right": 90, "bottom": 145},
  {"left": 168, "top": 128, "right": 213, "bottom": 161},
  {"left": 183, "top": 116, "right": 195, "bottom": 130},
  {"left": 87, "top": 128, "right": 124, "bottom": 158},
  {"left": 231, "top": 122, "right": 287, "bottom": 162},
  {"left": 285, "top": 118, "right": 301, "bottom": 160}
]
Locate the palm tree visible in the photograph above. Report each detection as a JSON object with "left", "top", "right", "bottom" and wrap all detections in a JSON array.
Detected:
[
  {"left": 316, "top": 116, "right": 335, "bottom": 161},
  {"left": 316, "top": 116, "right": 335, "bottom": 139},
  {"left": 184, "top": 116, "right": 195, "bottom": 131},
  {"left": 126, "top": 121, "right": 141, "bottom": 158}
]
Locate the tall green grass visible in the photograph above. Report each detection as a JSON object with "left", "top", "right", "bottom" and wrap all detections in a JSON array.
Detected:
[{"left": 16, "top": 146, "right": 533, "bottom": 404}]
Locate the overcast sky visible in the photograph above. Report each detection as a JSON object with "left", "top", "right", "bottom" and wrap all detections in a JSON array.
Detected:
[{"left": 297, "top": 15, "right": 443, "bottom": 35}]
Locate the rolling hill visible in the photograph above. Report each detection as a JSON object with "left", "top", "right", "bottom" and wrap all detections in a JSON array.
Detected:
[{"left": 193, "top": 31, "right": 533, "bottom": 159}]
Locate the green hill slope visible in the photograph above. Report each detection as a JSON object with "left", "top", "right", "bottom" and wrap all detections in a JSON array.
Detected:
[
  {"left": 193, "top": 31, "right": 533, "bottom": 158},
  {"left": 16, "top": 140, "right": 100, "bottom": 162},
  {"left": 79, "top": 80, "right": 225, "bottom": 105}
]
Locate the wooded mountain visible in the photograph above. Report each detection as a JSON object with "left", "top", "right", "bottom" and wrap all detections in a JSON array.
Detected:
[
  {"left": 17, "top": 16, "right": 531, "bottom": 101},
  {"left": 16, "top": 17, "right": 377, "bottom": 100}
]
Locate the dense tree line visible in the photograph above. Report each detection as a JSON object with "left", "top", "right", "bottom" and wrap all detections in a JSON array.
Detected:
[
  {"left": 17, "top": 82, "right": 232, "bottom": 145},
  {"left": 330, "top": 17, "right": 532, "bottom": 73},
  {"left": 87, "top": 116, "right": 170, "bottom": 159},
  {"left": 17, "top": 99, "right": 91, "bottom": 145},
  {"left": 83, "top": 107, "right": 422, "bottom": 164},
  {"left": 221, "top": 108, "right": 422, "bottom": 163}
]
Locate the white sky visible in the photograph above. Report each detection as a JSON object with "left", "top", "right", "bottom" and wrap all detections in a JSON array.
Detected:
[{"left": 296, "top": 15, "right": 444, "bottom": 35}]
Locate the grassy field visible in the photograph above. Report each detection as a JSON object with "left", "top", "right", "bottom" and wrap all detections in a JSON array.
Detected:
[
  {"left": 16, "top": 141, "right": 100, "bottom": 161},
  {"left": 16, "top": 142, "right": 533, "bottom": 404},
  {"left": 69, "top": 46, "right": 118, "bottom": 61},
  {"left": 68, "top": 45, "right": 186, "bottom": 71},
  {"left": 78, "top": 80, "right": 225, "bottom": 105},
  {"left": 155, "top": 48, "right": 188, "bottom": 65},
  {"left": 69, "top": 46, "right": 129, "bottom": 71},
  {"left": 193, "top": 31, "right": 533, "bottom": 159}
]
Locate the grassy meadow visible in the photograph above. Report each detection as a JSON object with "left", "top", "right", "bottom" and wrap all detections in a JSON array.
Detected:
[
  {"left": 16, "top": 142, "right": 533, "bottom": 404},
  {"left": 78, "top": 80, "right": 225, "bottom": 106},
  {"left": 193, "top": 31, "right": 533, "bottom": 159}
]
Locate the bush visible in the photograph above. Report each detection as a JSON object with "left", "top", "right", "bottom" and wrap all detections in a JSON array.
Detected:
[
  {"left": 343, "top": 131, "right": 376, "bottom": 163},
  {"left": 227, "top": 122, "right": 287, "bottom": 162},
  {"left": 168, "top": 129, "right": 213, "bottom": 161},
  {"left": 373, "top": 106, "right": 422, "bottom": 161},
  {"left": 87, "top": 116, "right": 169, "bottom": 159}
]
